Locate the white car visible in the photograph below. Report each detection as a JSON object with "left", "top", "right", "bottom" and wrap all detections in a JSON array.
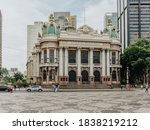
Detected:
[{"left": 26, "top": 85, "right": 43, "bottom": 92}]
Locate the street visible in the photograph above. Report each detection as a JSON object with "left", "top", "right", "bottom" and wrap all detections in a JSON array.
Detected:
[{"left": 0, "top": 89, "right": 150, "bottom": 113}]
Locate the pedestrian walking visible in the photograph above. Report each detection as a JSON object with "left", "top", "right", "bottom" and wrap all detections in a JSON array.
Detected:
[
  {"left": 145, "top": 85, "right": 149, "bottom": 93},
  {"left": 52, "top": 84, "right": 56, "bottom": 92},
  {"left": 14, "top": 85, "right": 16, "bottom": 91},
  {"left": 55, "top": 83, "right": 59, "bottom": 92},
  {"left": 141, "top": 84, "right": 143, "bottom": 90},
  {"left": 121, "top": 85, "right": 123, "bottom": 90}
]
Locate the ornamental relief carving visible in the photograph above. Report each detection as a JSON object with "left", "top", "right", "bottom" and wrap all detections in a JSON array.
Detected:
[
  {"left": 68, "top": 67, "right": 77, "bottom": 71},
  {"left": 81, "top": 67, "right": 89, "bottom": 72}
]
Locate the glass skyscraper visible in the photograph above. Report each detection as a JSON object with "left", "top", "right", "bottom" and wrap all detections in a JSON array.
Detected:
[
  {"left": 117, "top": 0, "right": 150, "bottom": 52},
  {"left": 0, "top": 10, "right": 2, "bottom": 73}
]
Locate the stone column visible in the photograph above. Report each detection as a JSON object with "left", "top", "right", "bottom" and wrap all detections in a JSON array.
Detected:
[
  {"left": 47, "top": 67, "right": 49, "bottom": 84},
  {"left": 37, "top": 52, "right": 40, "bottom": 76},
  {"left": 118, "top": 51, "right": 120, "bottom": 65},
  {"left": 116, "top": 69, "right": 119, "bottom": 84},
  {"left": 106, "top": 50, "right": 111, "bottom": 84},
  {"left": 100, "top": 51, "right": 102, "bottom": 65},
  {"left": 102, "top": 49, "right": 106, "bottom": 83},
  {"left": 77, "top": 47, "right": 81, "bottom": 85},
  {"left": 47, "top": 48, "right": 49, "bottom": 63},
  {"left": 59, "top": 47, "right": 63, "bottom": 84},
  {"left": 54, "top": 49, "right": 57, "bottom": 63},
  {"left": 41, "top": 50, "right": 44, "bottom": 64},
  {"left": 102, "top": 49, "right": 105, "bottom": 76},
  {"left": 64, "top": 47, "right": 68, "bottom": 84},
  {"left": 90, "top": 48, "right": 94, "bottom": 85},
  {"left": 110, "top": 51, "right": 112, "bottom": 65},
  {"left": 107, "top": 50, "right": 110, "bottom": 76}
]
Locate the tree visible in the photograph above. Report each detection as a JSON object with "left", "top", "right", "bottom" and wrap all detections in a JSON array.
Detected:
[
  {"left": 0, "top": 68, "right": 10, "bottom": 77},
  {"left": 121, "top": 38, "right": 150, "bottom": 84},
  {"left": 0, "top": 68, "right": 12, "bottom": 83},
  {"left": 14, "top": 72, "right": 23, "bottom": 82}
]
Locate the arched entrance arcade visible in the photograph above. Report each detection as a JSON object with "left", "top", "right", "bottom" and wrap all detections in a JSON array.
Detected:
[{"left": 69, "top": 70, "right": 77, "bottom": 82}]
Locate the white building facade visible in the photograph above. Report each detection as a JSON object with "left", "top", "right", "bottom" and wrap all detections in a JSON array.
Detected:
[
  {"left": 27, "top": 15, "right": 121, "bottom": 88},
  {"left": 27, "top": 21, "right": 43, "bottom": 59}
]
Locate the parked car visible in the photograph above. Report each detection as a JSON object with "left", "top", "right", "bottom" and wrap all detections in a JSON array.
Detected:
[
  {"left": 26, "top": 85, "right": 43, "bottom": 92},
  {"left": 0, "top": 85, "right": 13, "bottom": 92}
]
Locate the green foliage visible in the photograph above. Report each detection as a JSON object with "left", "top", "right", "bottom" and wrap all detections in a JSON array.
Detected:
[
  {"left": 0, "top": 68, "right": 27, "bottom": 87},
  {"left": 121, "top": 38, "right": 150, "bottom": 84},
  {"left": 1, "top": 68, "right": 10, "bottom": 77},
  {"left": 14, "top": 72, "right": 23, "bottom": 82}
]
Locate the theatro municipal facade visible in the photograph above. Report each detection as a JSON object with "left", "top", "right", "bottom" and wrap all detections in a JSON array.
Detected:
[{"left": 27, "top": 14, "right": 121, "bottom": 88}]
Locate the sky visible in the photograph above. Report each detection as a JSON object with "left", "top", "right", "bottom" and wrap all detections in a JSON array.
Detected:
[{"left": 0, "top": 0, "right": 117, "bottom": 73}]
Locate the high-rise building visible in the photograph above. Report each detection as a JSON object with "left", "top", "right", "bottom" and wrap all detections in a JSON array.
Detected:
[
  {"left": 0, "top": 10, "right": 2, "bottom": 72},
  {"left": 117, "top": 0, "right": 150, "bottom": 52},
  {"left": 104, "top": 12, "right": 118, "bottom": 29},
  {"left": 54, "top": 12, "right": 77, "bottom": 30},
  {"left": 27, "top": 21, "right": 43, "bottom": 59}
]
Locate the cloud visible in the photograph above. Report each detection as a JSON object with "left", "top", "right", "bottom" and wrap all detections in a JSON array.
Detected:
[{"left": 0, "top": 0, "right": 117, "bottom": 72}]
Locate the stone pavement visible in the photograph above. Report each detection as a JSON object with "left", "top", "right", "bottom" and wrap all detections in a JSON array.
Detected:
[{"left": 0, "top": 88, "right": 150, "bottom": 113}]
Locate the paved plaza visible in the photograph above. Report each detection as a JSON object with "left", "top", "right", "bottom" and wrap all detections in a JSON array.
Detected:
[{"left": 0, "top": 89, "right": 150, "bottom": 113}]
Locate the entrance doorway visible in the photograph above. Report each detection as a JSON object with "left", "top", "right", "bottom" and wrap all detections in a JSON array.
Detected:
[
  {"left": 94, "top": 70, "right": 100, "bottom": 82},
  {"left": 81, "top": 70, "right": 89, "bottom": 83},
  {"left": 69, "top": 70, "right": 76, "bottom": 82}
]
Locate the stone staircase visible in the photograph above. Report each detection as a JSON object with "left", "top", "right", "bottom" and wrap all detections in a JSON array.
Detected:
[
  {"left": 59, "top": 83, "right": 109, "bottom": 89},
  {"left": 42, "top": 83, "right": 120, "bottom": 89}
]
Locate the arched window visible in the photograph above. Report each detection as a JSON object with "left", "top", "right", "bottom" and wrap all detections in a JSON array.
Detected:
[
  {"left": 81, "top": 70, "right": 89, "bottom": 82},
  {"left": 43, "top": 70, "right": 47, "bottom": 81},
  {"left": 94, "top": 71, "right": 100, "bottom": 82},
  {"left": 44, "top": 50, "right": 47, "bottom": 63},
  {"left": 112, "top": 70, "right": 116, "bottom": 81},
  {"left": 69, "top": 70, "right": 76, "bottom": 82}
]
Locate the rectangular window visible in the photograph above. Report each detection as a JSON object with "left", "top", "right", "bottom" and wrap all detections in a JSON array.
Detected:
[
  {"left": 93, "top": 51, "right": 100, "bottom": 64},
  {"left": 112, "top": 52, "right": 116, "bottom": 64},
  {"left": 68, "top": 50, "right": 76, "bottom": 63},
  {"left": 44, "top": 50, "right": 47, "bottom": 63},
  {"left": 49, "top": 50, "right": 54, "bottom": 63},
  {"left": 39, "top": 52, "right": 41, "bottom": 63},
  {"left": 81, "top": 50, "right": 88, "bottom": 64}
]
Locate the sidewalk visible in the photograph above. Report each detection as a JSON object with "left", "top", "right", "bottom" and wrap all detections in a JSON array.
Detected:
[{"left": 13, "top": 87, "right": 136, "bottom": 92}]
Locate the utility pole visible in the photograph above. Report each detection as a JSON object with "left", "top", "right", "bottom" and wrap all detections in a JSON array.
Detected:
[{"left": 146, "top": 66, "right": 149, "bottom": 87}]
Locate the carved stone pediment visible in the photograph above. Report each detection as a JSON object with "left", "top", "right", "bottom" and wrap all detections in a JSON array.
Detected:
[{"left": 77, "top": 25, "right": 96, "bottom": 34}]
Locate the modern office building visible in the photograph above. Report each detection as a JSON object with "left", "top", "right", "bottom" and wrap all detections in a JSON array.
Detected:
[
  {"left": 104, "top": 12, "right": 118, "bottom": 29},
  {"left": 117, "top": 0, "right": 150, "bottom": 52},
  {"left": 27, "top": 14, "right": 121, "bottom": 88},
  {"left": 0, "top": 10, "right": 2, "bottom": 73},
  {"left": 27, "top": 21, "right": 43, "bottom": 59}
]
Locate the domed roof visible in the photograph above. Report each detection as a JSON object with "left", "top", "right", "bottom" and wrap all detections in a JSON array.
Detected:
[{"left": 42, "top": 14, "right": 60, "bottom": 35}]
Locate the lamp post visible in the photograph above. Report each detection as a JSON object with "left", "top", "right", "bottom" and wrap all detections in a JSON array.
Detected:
[
  {"left": 54, "top": 58, "right": 59, "bottom": 84},
  {"left": 126, "top": 67, "right": 129, "bottom": 89}
]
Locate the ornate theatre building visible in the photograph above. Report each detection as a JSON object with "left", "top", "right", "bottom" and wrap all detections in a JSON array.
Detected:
[{"left": 27, "top": 14, "right": 121, "bottom": 88}]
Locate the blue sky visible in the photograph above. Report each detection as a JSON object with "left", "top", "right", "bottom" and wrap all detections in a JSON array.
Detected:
[{"left": 0, "top": 0, "right": 117, "bottom": 73}]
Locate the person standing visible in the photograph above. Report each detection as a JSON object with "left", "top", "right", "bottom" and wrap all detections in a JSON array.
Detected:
[{"left": 145, "top": 85, "right": 149, "bottom": 93}]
